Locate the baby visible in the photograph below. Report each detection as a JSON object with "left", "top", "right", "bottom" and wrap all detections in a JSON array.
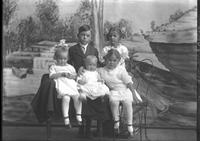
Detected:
[{"left": 77, "top": 55, "right": 109, "bottom": 101}]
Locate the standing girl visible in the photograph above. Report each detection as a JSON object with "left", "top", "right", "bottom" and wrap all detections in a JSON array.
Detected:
[
  {"left": 102, "top": 27, "right": 129, "bottom": 67},
  {"left": 98, "top": 49, "right": 142, "bottom": 137},
  {"left": 49, "top": 46, "right": 82, "bottom": 128}
]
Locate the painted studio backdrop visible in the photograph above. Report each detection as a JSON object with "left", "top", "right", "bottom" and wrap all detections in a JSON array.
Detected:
[{"left": 3, "top": 0, "right": 197, "bottom": 128}]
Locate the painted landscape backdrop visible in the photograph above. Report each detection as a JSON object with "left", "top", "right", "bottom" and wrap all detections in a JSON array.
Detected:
[{"left": 3, "top": 0, "right": 197, "bottom": 128}]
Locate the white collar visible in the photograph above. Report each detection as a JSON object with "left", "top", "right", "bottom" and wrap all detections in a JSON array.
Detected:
[
  {"left": 110, "top": 43, "right": 121, "bottom": 48},
  {"left": 79, "top": 43, "right": 88, "bottom": 48}
]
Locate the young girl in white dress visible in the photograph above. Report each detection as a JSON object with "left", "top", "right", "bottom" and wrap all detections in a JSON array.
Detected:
[
  {"left": 77, "top": 55, "right": 109, "bottom": 101},
  {"left": 98, "top": 49, "right": 142, "bottom": 137},
  {"left": 102, "top": 26, "right": 129, "bottom": 68},
  {"left": 49, "top": 46, "right": 82, "bottom": 128}
]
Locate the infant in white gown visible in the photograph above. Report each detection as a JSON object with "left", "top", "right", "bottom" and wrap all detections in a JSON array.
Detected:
[{"left": 77, "top": 55, "right": 109, "bottom": 100}]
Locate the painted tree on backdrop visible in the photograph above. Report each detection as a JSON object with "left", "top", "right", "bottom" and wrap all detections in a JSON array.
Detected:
[
  {"left": 104, "top": 18, "right": 133, "bottom": 41},
  {"left": 17, "top": 17, "right": 38, "bottom": 51},
  {"left": 3, "top": 0, "right": 17, "bottom": 56},
  {"left": 35, "top": 0, "right": 59, "bottom": 40},
  {"left": 68, "top": 0, "right": 92, "bottom": 41}
]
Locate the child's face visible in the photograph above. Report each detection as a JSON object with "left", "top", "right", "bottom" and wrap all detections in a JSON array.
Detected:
[
  {"left": 106, "top": 54, "right": 120, "bottom": 70},
  {"left": 109, "top": 31, "right": 120, "bottom": 47},
  {"left": 78, "top": 30, "right": 91, "bottom": 45},
  {"left": 85, "top": 59, "right": 97, "bottom": 71},
  {"left": 56, "top": 52, "right": 68, "bottom": 66}
]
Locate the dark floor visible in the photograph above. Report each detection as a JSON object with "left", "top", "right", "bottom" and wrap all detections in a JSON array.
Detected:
[{"left": 2, "top": 126, "right": 197, "bottom": 141}]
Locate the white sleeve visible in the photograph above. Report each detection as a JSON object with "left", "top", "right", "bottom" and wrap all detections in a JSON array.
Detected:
[
  {"left": 102, "top": 46, "right": 111, "bottom": 57},
  {"left": 120, "top": 67, "right": 133, "bottom": 84},
  {"left": 69, "top": 65, "right": 77, "bottom": 76},
  {"left": 121, "top": 45, "right": 129, "bottom": 59},
  {"left": 49, "top": 65, "right": 56, "bottom": 77}
]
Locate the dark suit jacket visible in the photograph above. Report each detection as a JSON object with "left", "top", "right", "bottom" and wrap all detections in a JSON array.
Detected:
[{"left": 68, "top": 43, "right": 100, "bottom": 72}]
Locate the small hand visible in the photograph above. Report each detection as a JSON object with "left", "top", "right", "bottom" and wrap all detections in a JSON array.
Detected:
[
  {"left": 62, "top": 73, "right": 75, "bottom": 79},
  {"left": 62, "top": 72, "right": 69, "bottom": 77},
  {"left": 78, "top": 79, "right": 87, "bottom": 85},
  {"left": 78, "top": 66, "right": 85, "bottom": 76},
  {"left": 67, "top": 74, "right": 76, "bottom": 79},
  {"left": 97, "top": 79, "right": 104, "bottom": 83},
  {"left": 133, "top": 94, "right": 141, "bottom": 104}
]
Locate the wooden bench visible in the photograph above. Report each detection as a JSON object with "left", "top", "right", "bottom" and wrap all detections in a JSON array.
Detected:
[
  {"left": 31, "top": 74, "right": 150, "bottom": 141},
  {"left": 31, "top": 74, "right": 114, "bottom": 141}
]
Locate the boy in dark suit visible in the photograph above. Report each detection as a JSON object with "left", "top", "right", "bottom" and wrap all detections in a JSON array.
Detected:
[
  {"left": 68, "top": 25, "right": 100, "bottom": 72},
  {"left": 68, "top": 25, "right": 103, "bottom": 138}
]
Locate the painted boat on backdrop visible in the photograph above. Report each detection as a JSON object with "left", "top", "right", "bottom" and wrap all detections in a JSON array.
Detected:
[{"left": 147, "top": 7, "right": 197, "bottom": 82}]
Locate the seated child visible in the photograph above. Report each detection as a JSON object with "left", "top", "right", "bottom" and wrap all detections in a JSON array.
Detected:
[
  {"left": 49, "top": 46, "right": 82, "bottom": 128},
  {"left": 68, "top": 24, "right": 105, "bottom": 137},
  {"left": 77, "top": 55, "right": 109, "bottom": 101},
  {"left": 98, "top": 49, "right": 142, "bottom": 138},
  {"left": 77, "top": 55, "right": 111, "bottom": 138}
]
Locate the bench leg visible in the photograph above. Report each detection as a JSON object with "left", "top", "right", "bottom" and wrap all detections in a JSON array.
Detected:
[
  {"left": 46, "top": 117, "right": 52, "bottom": 141},
  {"left": 144, "top": 106, "right": 150, "bottom": 141},
  {"left": 138, "top": 111, "right": 143, "bottom": 141},
  {"left": 97, "top": 120, "right": 103, "bottom": 141}
]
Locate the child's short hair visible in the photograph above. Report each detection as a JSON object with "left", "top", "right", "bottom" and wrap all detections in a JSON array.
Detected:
[
  {"left": 53, "top": 46, "right": 68, "bottom": 60},
  {"left": 84, "top": 55, "right": 97, "bottom": 64},
  {"left": 107, "top": 26, "right": 122, "bottom": 40},
  {"left": 104, "top": 49, "right": 121, "bottom": 61},
  {"left": 78, "top": 25, "right": 91, "bottom": 34}
]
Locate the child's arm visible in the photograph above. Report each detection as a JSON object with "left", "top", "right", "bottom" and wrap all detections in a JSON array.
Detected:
[
  {"left": 49, "top": 65, "right": 64, "bottom": 79},
  {"left": 121, "top": 45, "right": 129, "bottom": 60},
  {"left": 77, "top": 75, "right": 87, "bottom": 85},
  {"left": 127, "top": 83, "right": 142, "bottom": 103},
  {"left": 66, "top": 65, "right": 77, "bottom": 80},
  {"left": 97, "top": 72, "right": 104, "bottom": 83},
  {"left": 120, "top": 67, "right": 142, "bottom": 102},
  {"left": 65, "top": 73, "right": 77, "bottom": 80},
  {"left": 50, "top": 72, "right": 66, "bottom": 79}
]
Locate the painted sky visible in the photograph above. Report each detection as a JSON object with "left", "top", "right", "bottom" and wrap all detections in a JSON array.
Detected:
[{"left": 14, "top": 0, "right": 196, "bottom": 32}]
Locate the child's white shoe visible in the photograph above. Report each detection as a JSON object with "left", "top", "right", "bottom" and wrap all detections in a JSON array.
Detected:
[
  {"left": 76, "top": 114, "right": 82, "bottom": 126},
  {"left": 113, "top": 120, "right": 120, "bottom": 136},
  {"left": 127, "top": 124, "right": 138, "bottom": 138}
]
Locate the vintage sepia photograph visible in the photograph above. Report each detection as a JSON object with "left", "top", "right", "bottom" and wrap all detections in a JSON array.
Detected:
[{"left": 2, "top": 0, "right": 198, "bottom": 141}]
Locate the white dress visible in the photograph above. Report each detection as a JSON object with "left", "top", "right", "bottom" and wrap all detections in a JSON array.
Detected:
[
  {"left": 49, "top": 64, "right": 79, "bottom": 98},
  {"left": 98, "top": 66, "right": 141, "bottom": 102},
  {"left": 77, "top": 70, "right": 109, "bottom": 100},
  {"left": 102, "top": 44, "right": 129, "bottom": 67}
]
